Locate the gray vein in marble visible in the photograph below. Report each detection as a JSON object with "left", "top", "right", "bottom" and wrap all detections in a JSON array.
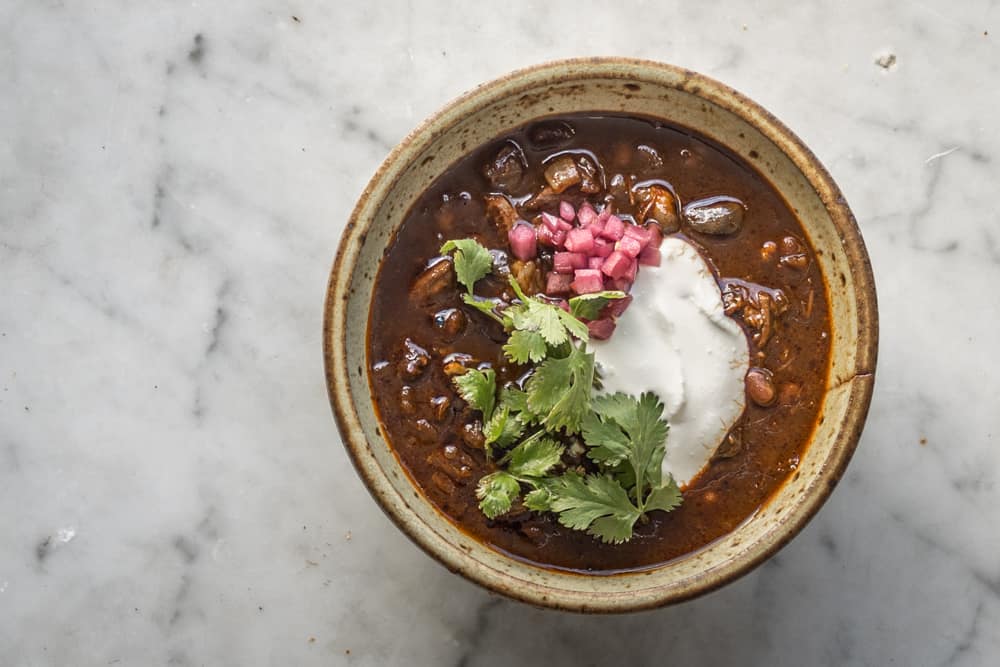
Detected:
[
  {"left": 942, "top": 602, "right": 985, "bottom": 667},
  {"left": 454, "top": 598, "right": 504, "bottom": 667}
]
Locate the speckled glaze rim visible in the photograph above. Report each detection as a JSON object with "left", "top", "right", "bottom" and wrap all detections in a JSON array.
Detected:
[{"left": 323, "top": 58, "right": 878, "bottom": 612}]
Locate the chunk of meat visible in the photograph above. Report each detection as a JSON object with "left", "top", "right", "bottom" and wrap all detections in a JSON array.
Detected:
[
  {"left": 527, "top": 120, "right": 575, "bottom": 149},
  {"left": 543, "top": 156, "right": 582, "bottom": 194},
  {"left": 521, "top": 186, "right": 562, "bottom": 213},
  {"left": 575, "top": 155, "right": 602, "bottom": 194},
  {"left": 484, "top": 194, "right": 518, "bottom": 235},
  {"left": 634, "top": 184, "right": 679, "bottom": 232},
  {"left": 481, "top": 141, "right": 527, "bottom": 191},
  {"left": 510, "top": 259, "right": 544, "bottom": 295},
  {"left": 409, "top": 259, "right": 454, "bottom": 306},
  {"left": 721, "top": 279, "right": 789, "bottom": 347},
  {"left": 712, "top": 427, "right": 743, "bottom": 460}
]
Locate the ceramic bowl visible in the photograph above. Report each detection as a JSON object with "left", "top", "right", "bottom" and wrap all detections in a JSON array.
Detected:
[{"left": 323, "top": 58, "right": 877, "bottom": 612}]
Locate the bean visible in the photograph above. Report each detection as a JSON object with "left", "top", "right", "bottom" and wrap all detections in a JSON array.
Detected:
[
  {"left": 746, "top": 367, "right": 776, "bottom": 407},
  {"left": 484, "top": 194, "right": 518, "bottom": 234},
  {"left": 433, "top": 308, "right": 466, "bottom": 340},
  {"left": 399, "top": 385, "right": 415, "bottom": 415},
  {"left": 460, "top": 421, "right": 485, "bottom": 450},
  {"left": 684, "top": 196, "right": 745, "bottom": 235},
  {"left": 430, "top": 396, "right": 451, "bottom": 422},
  {"left": 399, "top": 338, "right": 430, "bottom": 380},
  {"left": 780, "top": 235, "right": 803, "bottom": 254}
]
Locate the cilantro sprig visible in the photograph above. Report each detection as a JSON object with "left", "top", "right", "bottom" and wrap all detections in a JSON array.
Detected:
[
  {"left": 440, "top": 239, "right": 493, "bottom": 294},
  {"left": 442, "top": 236, "right": 681, "bottom": 543}
]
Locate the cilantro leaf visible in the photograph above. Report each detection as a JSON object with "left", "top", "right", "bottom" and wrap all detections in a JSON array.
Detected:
[
  {"left": 556, "top": 308, "right": 590, "bottom": 342},
  {"left": 475, "top": 472, "right": 521, "bottom": 519},
  {"left": 506, "top": 276, "right": 590, "bottom": 347},
  {"left": 503, "top": 329, "right": 548, "bottom": 364},
  {"left": 461, "top": 293, "right": 505, "bottom": 324},
  {"left": 568, "top": 291, "right": 627, "bottom": 320},
  {"left": 644, "top": 477, "right": 682, "bottom": 514},
  {"left": 452, "top": 368, "right": 496, "bottom": 420},
  {"left": 591, "top": 392, "right": 637, "bottom": 425},
  {"left": 588, "top": 391, "right": 669, "bottom": 496},
  {"left": 525, "top": 344, "right": 595, "bottom": 434},
  {"left": 628, "top": 392, "right": 670, "bottom": 491},
  {"left": 500, "top": 386, "right": 537, "bottom": 424},
  {"left": 441, "top": 239, "right": 493, "bottom": 293},
  {"left": 504, "top": 433, "right": 564, "bottom": 478},
  {"left": 546, "top": 473, "right": 642, "bottom": 544},
  {"left": 581, "top": 410, "right": 631, "bottom": 467},
  {"left": 483, "top": 403, "right": 525, "bottom": 451},
  {"left": 523, "top": 484, "right": 554, "bottom": 512}
]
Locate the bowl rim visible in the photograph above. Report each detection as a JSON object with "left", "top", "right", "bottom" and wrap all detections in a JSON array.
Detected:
[{"left": 323, "top": 57, "right": 878, "bottom": 612}]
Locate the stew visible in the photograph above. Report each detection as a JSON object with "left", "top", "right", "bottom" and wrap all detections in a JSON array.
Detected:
[{"left": 367, "top": 114, "right": 830, "bottom": 572}]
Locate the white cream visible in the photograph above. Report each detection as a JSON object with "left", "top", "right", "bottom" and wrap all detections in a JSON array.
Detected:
[{"left": 591, "top": 237, "right": 750, "bottom": 487}]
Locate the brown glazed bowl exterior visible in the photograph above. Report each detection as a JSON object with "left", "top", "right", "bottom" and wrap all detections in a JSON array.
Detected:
[{"left": 323, "top": 58, "right": 877, "bottom": 612}]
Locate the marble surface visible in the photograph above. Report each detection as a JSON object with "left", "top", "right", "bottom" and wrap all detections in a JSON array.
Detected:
[{"left": 2, "top": 1, "right": 998, "bottom": 664}]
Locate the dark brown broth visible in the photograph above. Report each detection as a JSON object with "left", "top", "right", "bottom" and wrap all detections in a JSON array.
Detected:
[{"left": 367, "top": 114, "right": 830, "bottom": 572}]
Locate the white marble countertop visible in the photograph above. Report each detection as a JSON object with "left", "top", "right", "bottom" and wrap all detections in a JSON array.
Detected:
[{"left": 2, "top": 1, "right": 998, "bottom": 665}]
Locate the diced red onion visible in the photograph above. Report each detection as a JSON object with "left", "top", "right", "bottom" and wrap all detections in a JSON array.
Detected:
[
  {"left": 552, "top": 229, "right": 567, "bottom": 247},
  {"left": 559, "top": 200, "right": 576, "bottom": 222},
  {"left": 616, "top": 234, "right": 643, "bottom": 259},
  {"left": 577, "top": 202, "right": 598, "bottom": 226},
  {"left": 593, "top": 237, "right": 614, "bottom": 258},
  {"left": 546, "top": 271, "right": 573, "bottom": 295},
  {"left": 600, "top": 215, "right": 625, "bottom": 241},
  {"left": 638, "top": 245, "right": 661, "bottom": 267},
  {"left": 537, "top": 225, "right": 556, "bottom": 247},
  {"left": 646, "top": 222, "right": 663, "bottom": 249},
  {"left": 571, "top": 269, "right": 605, "bottom": 294},
  {"left": 508, "top": 222, "right": 537, "bottom": 261},
  {"left": 623, "top": 224, "right": 652, "bottom": 249},
  {"left": 606, "top": 277, "right": 632, "bottom": 292},
  {"left": 587, "top": 318, "right": 617, "bottom": 340},
  {"left": 588, "top": 256, "right": 604, "bottom": 270},
  {"left": 602, "top": 295, "right": 633, "bottom": 318},
  {"left": 541, "top": 212, "right": 562, "bottom": 232},
  {"left": 601, "top": 250, "right": 632, "bottom": 280},
  {"left": 625, "top": 257, "right": 638, "bottom": 282},
  {"left": 553, "top": 251, "right": 587, "bottom": 274},
  {"left": 564, "top": 227, "right": 595, "bottom": 254}
]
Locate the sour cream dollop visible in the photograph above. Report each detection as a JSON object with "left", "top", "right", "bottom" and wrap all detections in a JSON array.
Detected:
[{"left": 591, "top": 237, "right": 750, "bottom": 487}]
